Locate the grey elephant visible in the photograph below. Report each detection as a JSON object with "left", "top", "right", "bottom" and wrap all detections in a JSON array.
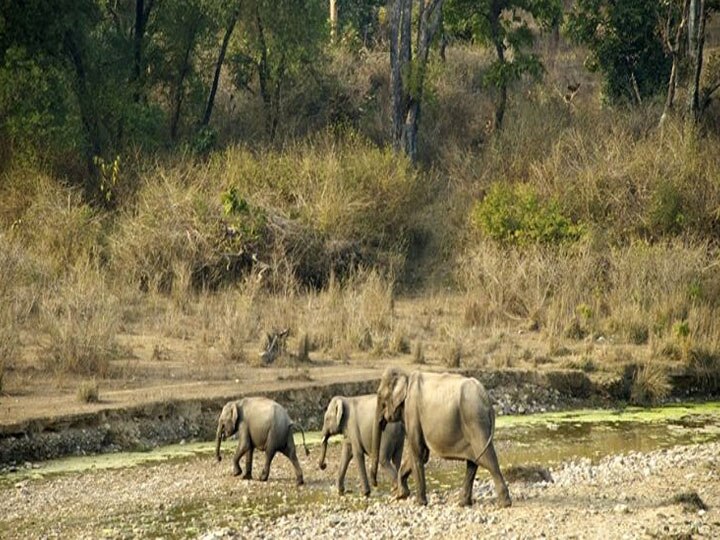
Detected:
[
  {"left": 372, "top": 367, "right": 511, "bottom": 508},
  {"left": 317, "top": 394, "right": 404, "bottom": 496},
  {"left": 215, "top": 397, "right": 309, "bottom": 485}
]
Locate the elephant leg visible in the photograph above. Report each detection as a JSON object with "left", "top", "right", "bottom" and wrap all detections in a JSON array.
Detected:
[
  {"left": 353, "top": 443, "right": 371, "bottom": 497},
  {"left": 395, "top": 455, "right": 412, "bottom": 500},
  {"left": 281, "top": 437, "right": 305, "bottom": 486},
  {"left": 242, "top": 447, "right": 254, "bottom": 480},
  {"left": 380, "top": 453, "right": 398, "bottom": 484},
  {"left": 460, "top": 460, "right": 478, "bottom": 507},
  {"left": 477, "top": 444, "right": 511, "bottom": 508},
  {"left": 232, "top": 434, "right": 251, "bottom": 477},
  {"left": 260, "top": 449, "right": 276, "bottom": 482},
  {"left": 337, "top": 442, "right": 353, "bottom": 495},
  {"left": 370, "top": 452, "right": 379, "bottom": 488},
  {"left": 408, "top": 435, "right": 429, "bottom": 506},
  {"left": 411, "top": 455, "right": 428, "bottom": 506}
]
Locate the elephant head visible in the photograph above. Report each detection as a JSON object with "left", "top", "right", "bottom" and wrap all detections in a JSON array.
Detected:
[
  {"left": 318, "top": 396, "right": 345, "bottom": 470},
  {"left": 376, "top": 367, "right": 408, "bottom": 423},
  {"left": 215, "top": 401, "right": 241, "bottom": 462},
  {"left": 371, "top": 368, "right": 407, "bottom": 477}
]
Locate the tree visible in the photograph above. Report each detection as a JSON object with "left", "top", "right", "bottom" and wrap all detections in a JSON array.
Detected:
[
  {"left": 389, "top": 0, "right": 445, "bottom": 162},
  {"left": 228, "top": 0, "right": 326, "bottom": 141},
  {"left": 566, "top": 0, "right": 671, "bottom": 104},
  {"left": 444, "top": 0, "right": 562, "bottom": 130},
  {"left": 202, "top": 1, "right": 240, "bottom": 127},
  {"left": 660, "top": 0, "right": 720, "bottom": 124}
]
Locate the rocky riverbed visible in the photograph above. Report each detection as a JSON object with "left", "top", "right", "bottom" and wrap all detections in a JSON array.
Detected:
[{"left": 2, "top": 411, "right": 719, "bottom": 539}]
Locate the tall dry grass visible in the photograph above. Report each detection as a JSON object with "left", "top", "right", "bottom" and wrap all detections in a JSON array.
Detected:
[
  {"left": 458, "top": 238, "right": 720, "bottom": 346},
  {"left": 40, "top": 265, "right": 120, "bottom": 376}
]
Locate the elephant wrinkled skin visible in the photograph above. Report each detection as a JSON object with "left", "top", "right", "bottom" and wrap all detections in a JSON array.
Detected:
[
  {"left": 318, "top": 394, "right": 404, "bottom": 496},
  {"left": 372, "top": 367, "right": 511, "bottom": 508},
  {"left": 215, "top": 397, "right": 309, "bottom": 485}
]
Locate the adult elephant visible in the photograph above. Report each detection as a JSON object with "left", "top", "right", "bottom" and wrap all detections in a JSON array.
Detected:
[
  {"left": 372, "top": 367, "right": 511, "bottom": 508},
  {"left": 215, "top": 397, "right": 309, "bottom": 485},
  {"left": 317, "top": 394, "right": 404, "bottom": 496}
]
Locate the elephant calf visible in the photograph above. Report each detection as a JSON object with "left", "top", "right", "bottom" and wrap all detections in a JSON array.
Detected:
[
  {"left": 215, "top": 397, "right": 309, "bottom": 485},
  {"left": 318, "top": 394, "right": 404, "bottom": 497}
]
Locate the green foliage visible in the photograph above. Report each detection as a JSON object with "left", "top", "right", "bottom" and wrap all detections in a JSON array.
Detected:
[
  {"left": 673, "top": 320, "right": 690, "bottom": 340},
  {"left": 444, "top": 0, "right": 562, "bottom": 88},
  {"left": 227, "top": 0, "right": 327, "bottom": 139},
  {"left": 565, "top": 0, "right": 671, "bottom": 103},
  {"left": 472, "top": 183, "right": 584, "bottom": 245},
  {"left": 645, "top": 180, "right": 686, "bottom": 237}
]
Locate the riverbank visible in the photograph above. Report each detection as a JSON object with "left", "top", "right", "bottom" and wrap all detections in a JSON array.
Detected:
[
  {"left": 1, "top": 404, "right": 719, "bottom": 539},
  {"left": 1, "top": 363, "right": 716, "bottom": 466}
]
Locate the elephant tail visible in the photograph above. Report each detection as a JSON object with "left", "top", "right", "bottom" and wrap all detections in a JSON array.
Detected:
[
  {"left": 474, "top": 406, "right": 496, "bottom": 464},
  {"left": 292, "top": 423, "right": 310, "bottom": 456}
]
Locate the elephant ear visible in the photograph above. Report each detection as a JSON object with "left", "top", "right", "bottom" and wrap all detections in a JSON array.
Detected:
[
  {"left": 224, "top": 402, "right": 239, "bottom": 434},
  {"left": 333, "top": 397, "right": 345, "bottom": 431},
  {"left": 390, "top": 373, "right": 408, "bottom": 414}
]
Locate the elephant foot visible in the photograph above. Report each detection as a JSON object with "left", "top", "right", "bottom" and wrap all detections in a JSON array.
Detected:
[
  {"left": 296, "top": 477, "right": 304, "bottom": 487},
  {"left": 459, "top": 497, "right": 473, "bottom": 508},
  {"left": 394, "top": 488, "right": 410, "bottom": 501},
  {"left": 497, "top": 495, "right": 512, "bottom": 508},
  {"left": 415, "top": 496, "right": 428, "bottom": 507},
  {"left": 241, "top": 473, "right": 252, "bottom": 480},
  {"left": 362, "top": 488, "right": 371, "bottom": 498},
  {"left": 259, "top": 472, "right": 269, "bottom": 482},
  {"left": 233, "top": 467, "right": 242, "bottom": 477}
]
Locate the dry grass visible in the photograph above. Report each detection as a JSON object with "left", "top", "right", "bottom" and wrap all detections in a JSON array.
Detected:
[
  {"left": 40, "top": 265, "right": 120, "bottom": 376},
  {"left": 412, "top": 341, "right": 425, "bottom": 365},
  {"left": 630, "top": 362, "right": 672, "bottom": 405},
  {"left": 76, "top": 380, "right": 100, "bottom": 403},
  {"left": 1, "top": 49, "right": 720, "bottom": 391}
]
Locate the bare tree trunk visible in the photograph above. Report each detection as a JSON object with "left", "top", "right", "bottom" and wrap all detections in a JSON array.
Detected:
[
  {"left": 488, "top": 2, "right": 507, "bottom": 130},
  {"left": 390, "top": 0, "right": 444, "bottom": 162},
  {"left": 255, "top": 6, "right": 275, "bottom": 140},
  {"left": 170, "top": 24, "right": 198, "bottom": 140},
  {"left": 688, "top": 0, "right": 706, "bottom": 120},
  {"left": 390, "top": 0, "right": 411, "bottom": 153},
  {"left": 661, "top": 0, "right": 690, "bottom": 126},
  {"left": 132, "top": 0, "right": 155, "bottom": 103},
  {"left": 202, "top": 7, "right": 239, "bottom": 127},
  {"left": 64, "top": 32, "right": 102, "bottom": 178},
  {"left": 330, "top": 0, "right": 338, "bottom": 43}
]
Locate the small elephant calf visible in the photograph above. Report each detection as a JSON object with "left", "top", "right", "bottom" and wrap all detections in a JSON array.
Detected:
[
  {"left": 215, "top": 397, "right": 309, "bottom": 485},
  {"left": 318, "top": 394, "right": 404, "bottom": 496}
]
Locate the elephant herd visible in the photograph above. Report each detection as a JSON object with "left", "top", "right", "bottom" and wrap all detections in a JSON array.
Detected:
[{"left": 215, "top": 366, "right": 512, "bottom": 508}]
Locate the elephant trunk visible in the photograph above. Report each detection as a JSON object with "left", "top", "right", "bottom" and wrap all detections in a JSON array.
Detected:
[
  {"left": 318, "top": 433, "right": 329, "bottom": 470},
  {"left": 371, "top": 404, "right": 386, "bottom": 482},
  {"left": 215, "top": 424, "right": 224, "bottom": 462}
]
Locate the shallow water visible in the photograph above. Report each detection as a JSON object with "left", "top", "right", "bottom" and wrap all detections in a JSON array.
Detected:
[
  {"left": 2, "top": 401, "right": 719, "bottom": 485},
  {"left": 493, "top": 401, "right": 720, "bottom": 468}
]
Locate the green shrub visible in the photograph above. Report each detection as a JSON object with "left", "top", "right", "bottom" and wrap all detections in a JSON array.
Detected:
[{"left": 472, "top": 183, "right": 583, "bottom": 245}]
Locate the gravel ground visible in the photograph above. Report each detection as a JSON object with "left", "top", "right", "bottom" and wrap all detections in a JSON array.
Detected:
[{"left": 2, "top": 440, "right": 719, "bottom": 539}]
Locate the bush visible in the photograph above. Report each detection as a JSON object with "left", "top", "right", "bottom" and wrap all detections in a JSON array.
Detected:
[
  {"left": 630, "top": 362, "right": 671, "bottom": 405},
  {"left": 2, "top": 170, "right": 104, "bottom": 276},
  {"left": 77, "top": 380, "right": 100, "bottom": 403},
  {"left": 472, "top": 183, "right": 583, "bottom": 245},
  {"left": 41, "top": 267, "right": 120, "bottom": 376}
]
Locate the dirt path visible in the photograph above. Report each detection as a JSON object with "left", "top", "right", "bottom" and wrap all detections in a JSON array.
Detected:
[
  {"left": 0, "top": 364, "right": 386, "bottom": 427},
  {"left": 2, "top": 439, "right": 718, "bottom": 539}
]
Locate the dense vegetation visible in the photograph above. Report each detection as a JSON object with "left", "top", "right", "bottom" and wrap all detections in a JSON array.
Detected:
[{"left": 1, "top": 0, "right": 720, "bottom": 397}]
